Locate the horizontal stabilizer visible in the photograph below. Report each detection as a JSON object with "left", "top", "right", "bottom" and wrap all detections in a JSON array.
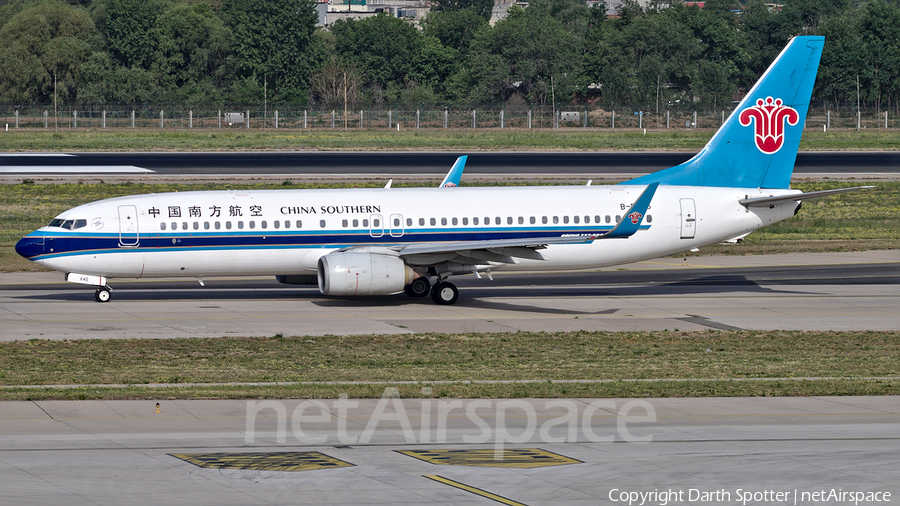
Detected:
[{"left": 739, "top": 186, "right": 874, "bottom": 207}]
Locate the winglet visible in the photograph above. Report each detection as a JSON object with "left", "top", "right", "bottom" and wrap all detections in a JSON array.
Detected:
[
  {"left": 440, "top": 156, "right": 467, "bottom": 188},
  {"left": 602, "top": 182, "right": 658, "bottom": 239}
]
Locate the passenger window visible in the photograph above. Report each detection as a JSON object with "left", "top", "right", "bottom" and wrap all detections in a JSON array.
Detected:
[
  {"left": 406, "top": 218, "right": 412, "bottom": 226},
  {"left": 215, "top": 221, "right": 221, "bottom": 230},
  {"left": 284, "top": 220, "right": 290, "bottom": 229},
  {"left": 484, "top": 217, "right": 490, "bottom": 225},
  {"left": 563, "top": 216, "right": 569, "bottom": 224},
  {"left": 238, "top": 221, "right": 244, "bottom": 229},
  {"left": 452, "top": 217, "right": 458, "bottom": 226},
  {"left": 394, "top": 218, "right": 400, "bottom": 227},
  {"left": 193, "top": 222, "right": 199, "bottom": 230},
  {"left": 495, "top": 217, "right": 501, "bottom": 225},
  {"left": 373, "top": 218, "right": 380, "bottom": 227},
  {"left": 553, "top": 216, "right": 559, "bottom": 224},
  {"left": 615, "top": 215, "right": 621, "bottom": 222},
  {"left": 160, "top": 223, "right": 167, "bottom": 231},
  {"left": 605, "top": 215, "right": 611, "bottom": 223},
  {"left": 518, "top": 217, "right": 524, "bottom": 225},
  {"left": 182, "top": 222, "right": 188, "bottom": 230},
  {"left": 226, "top": 222, "right": 232, "bottom": 230},
  {"left": 647, "top": 214, "right": 653, "bottom": 223},
  {"left": 296, "top": 220, "right": 303, "bottom": 228},
  {"left": 362, "top": 219, "right": 368, "bottom": 227},
  {"left": 584, "top": 215, "right": 590, "bottom": 223},
  {"left": 171, "top": 222, "right": 177, "bottom": 230},
  {"left": 342, "top": 219, "right": 348, "bottom": 228},
  {"left": 530, "top": 216, "right": 535, "bottom": 224},
  {"left": 473, "top": 217, "right": 479, "bottom": 225},
  {"left": 352, "top": 219, "right": 359, "bottom": 227},
  {"left": 573, "top": 216, "right": 580, "bottom": 224},
  {"left": 249, "top": 221, "right": 255, "bottom": 229},
  {"left": 261, "top": 221, "right": 267, "bottom": 229},
  {"left": 462, "top": 217, "right": 468, "bottom": 225},
  {"left": 430, "top": 218, "right": 436, "bottom": 226},
  {"left": 204, "top": 222, "right": 210, "bottom": 230},
  {"left": 441, "top": 217, "right": 447, "bottom": 226},
  {"left": 273, "top": 221, "right": 280, "bottom": 229},
  {"left": 319, "top": 219, "right": 326, "bottom": 228},
  {"left": 595, "top": 215, "right": 601, "bottom": 223}
]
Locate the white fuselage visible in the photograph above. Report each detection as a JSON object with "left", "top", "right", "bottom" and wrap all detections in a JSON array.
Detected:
[{"left": 26, "top": 184, "right": 800, "bottom": 280}]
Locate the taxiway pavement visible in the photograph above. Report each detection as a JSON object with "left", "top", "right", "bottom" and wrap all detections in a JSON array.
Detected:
[
  {"left": 0, "top": 251, "right": 897, "bottom": 340},
  {"left": 0, "top": 396, "right": 897, "bottom": 505}
]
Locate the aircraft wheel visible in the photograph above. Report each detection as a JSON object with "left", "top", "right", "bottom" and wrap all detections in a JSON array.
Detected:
[
  {"left": 430, "top": 282, "right": 459, "bottom": 305},
  {"left": 94, "top": 287, "right": 111, "bottom": 303},
  {"left": 404, "top": 277, "right": 431, "bottom": 298}
]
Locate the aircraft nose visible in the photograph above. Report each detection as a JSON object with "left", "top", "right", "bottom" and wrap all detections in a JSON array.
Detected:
[{"left": 15, "top": 233, "right": 44, "bottom": 259}]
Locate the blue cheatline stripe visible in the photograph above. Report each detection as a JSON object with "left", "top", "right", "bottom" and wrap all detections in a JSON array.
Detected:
[{"left": 30, "top": 225, "right": 650, "bottom": 261}]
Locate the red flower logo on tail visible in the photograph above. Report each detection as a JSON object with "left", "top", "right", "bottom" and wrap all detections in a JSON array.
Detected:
[
  {"left": 628, "top": 212, "right": 643, "bottom": 224},
  {"left": 739, "top": 97, "right": 799, "bottom": 154}
]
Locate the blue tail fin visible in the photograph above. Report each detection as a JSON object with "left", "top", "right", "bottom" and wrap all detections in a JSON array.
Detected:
[{"left": 626, "top": 36, "right": 824, "bottom": 189}]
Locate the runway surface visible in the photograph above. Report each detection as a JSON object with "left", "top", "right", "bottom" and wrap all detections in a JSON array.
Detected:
[
  {"left": 1, "top": 396, "right": 897, "bottom": 505},
  {"left": 1, "top": 251, "right": 897, "bottom": 340},
  {"left": 2, "top": 151, "right": 900, "bottom": 178}
]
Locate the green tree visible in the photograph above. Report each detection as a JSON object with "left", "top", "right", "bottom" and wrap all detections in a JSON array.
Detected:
[
  {"left": 459, "top": 6, "right": 581, "bottom": 104},
  {"left": 330, "top": 13, "right": 423, "bottom": 97},
  {"left": 152, "top": 2, "right": 230, "bottom": 102},
  {"left": 92, "top": 0, "right": 169, "bottom": 69},
  {"left": 693, "top": 60, "right": 735, "bottom": 109},
  {"left": 859, "top": 0, "right": 900, "bottom": 111},
  {"left": 421, "top": 7, "right": 486, "bottom": 55},
  {"left": 0, "top": 0, "right": 97, "bottom": 103},
  {"left": 223, "top": 0, "right": 320, "bottom": 103}
]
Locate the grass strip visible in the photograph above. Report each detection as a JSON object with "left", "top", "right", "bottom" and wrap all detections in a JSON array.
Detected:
[
  {"left": 2, "top": 181, "right": 898, "bottom": 273},
  {"left": 1, "top": 330, "right": 897, "bottom": 400},
  {"left": 1, "top": 128, "right": 900, "bottom": 152}
]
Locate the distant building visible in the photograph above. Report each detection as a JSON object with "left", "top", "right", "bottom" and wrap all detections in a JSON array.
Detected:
[{"left": 319, "top": 0, "right": 429, "bottom": 26}]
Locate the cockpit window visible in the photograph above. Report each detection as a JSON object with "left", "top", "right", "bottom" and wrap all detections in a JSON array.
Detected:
[
  {"left": 48, "top": 218, "right": 87, "bottom": 230},
  {"left": 47, "top": 218, "right": 87, "bottom": 230}
]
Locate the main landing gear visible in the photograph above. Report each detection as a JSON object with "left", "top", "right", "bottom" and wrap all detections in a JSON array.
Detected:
[
  {"left": 430, "top": 281, "right": 459, "bottom": 305},
  {"left": 404, "top": 277, "right": 431, "bottom": 298},
  {"left": 94, "top": 287, "right": 112, "bottom": 303},
  {"left": 404, "top": 277, "right": 459, "bottom": 305}
]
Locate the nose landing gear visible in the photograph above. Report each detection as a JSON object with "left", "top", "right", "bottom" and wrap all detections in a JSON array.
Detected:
[{"left": 94, "top": 287, "right": 112, "bottom": 302}]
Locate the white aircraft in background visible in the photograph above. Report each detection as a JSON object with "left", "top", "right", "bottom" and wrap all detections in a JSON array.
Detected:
[{"left": 16, "top": 36, "right": 869, "bottom": 304}]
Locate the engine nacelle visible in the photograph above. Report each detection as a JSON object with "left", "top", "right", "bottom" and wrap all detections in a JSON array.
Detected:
[{"left": 317, "top": 252, "right": 414, "bottom": 296}]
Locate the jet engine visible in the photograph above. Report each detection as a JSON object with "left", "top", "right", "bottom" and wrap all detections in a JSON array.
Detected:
[{"left": 317, "top": 252, "right": 415, "bottom": 296}]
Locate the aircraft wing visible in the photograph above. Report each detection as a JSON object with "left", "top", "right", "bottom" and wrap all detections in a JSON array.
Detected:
[{"left": 395, "top": 182, "right": 658, "bottom": 264}]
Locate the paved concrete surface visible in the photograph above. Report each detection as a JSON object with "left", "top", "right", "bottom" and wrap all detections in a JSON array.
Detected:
[
  {"left": 0, "top": 396, "right": 897, "bottom": 505},
  {"left": 1, "top": 251, "right": 897, "bottom": 340}
]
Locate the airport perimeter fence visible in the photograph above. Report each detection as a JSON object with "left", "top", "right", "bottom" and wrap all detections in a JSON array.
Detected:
[{"left": 1, "top": 103, "right": 897, "bottom": 130}]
